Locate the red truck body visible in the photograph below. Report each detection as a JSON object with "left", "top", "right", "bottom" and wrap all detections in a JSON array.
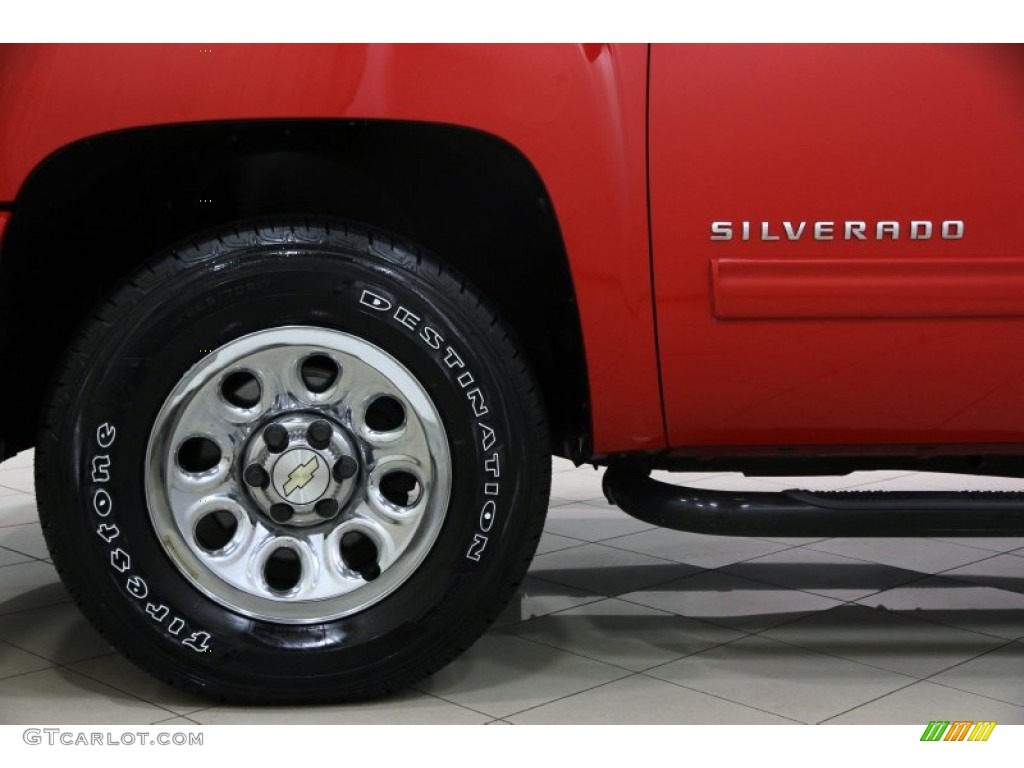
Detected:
[
  {"left": 4, "top": 44, "right": 1024, "bottom": 456},
  {"left": 0, "top": 44, "right": 661, "bottom": 453},
  {"left": 3, "top": 44, "right": 1023, "bottom": 703}
]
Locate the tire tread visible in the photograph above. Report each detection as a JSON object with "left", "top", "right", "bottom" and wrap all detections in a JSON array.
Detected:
[{"left": 36, "top": 217, "right": 551, "bottom": 704}]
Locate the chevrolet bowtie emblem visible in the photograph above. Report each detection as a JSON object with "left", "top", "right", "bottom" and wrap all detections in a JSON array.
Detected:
[{"left": 284, "top": 456, "right": 320, "bottom": 496}]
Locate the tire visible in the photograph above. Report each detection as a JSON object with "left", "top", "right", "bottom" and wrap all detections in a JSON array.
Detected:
[{"left": 36, "top": 219, "right": 550, "bottom": 703}]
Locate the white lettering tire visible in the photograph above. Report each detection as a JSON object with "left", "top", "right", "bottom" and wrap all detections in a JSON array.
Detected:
[{"left": 36, "top": 220, "right": 550, "bottom": 703}]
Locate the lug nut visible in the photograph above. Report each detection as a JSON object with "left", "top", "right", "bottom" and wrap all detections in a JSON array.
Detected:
[
  {"left": 333, "top": 455, "right": 358, "bottom": 481},
  {"left": 243, "top": 463, "right": 270, "bottom": 488},
  {"left": 269, "top": 503, "right": 294, "bottom": 523},
  {"left": 264, "top": 424, "right": 289, "bottom": 453},
  {"left": 315, "top": 498, "right": 339, "bottom": 518},
  {"left": 307, "top": 419, "right": 332, "bottom": 449}
]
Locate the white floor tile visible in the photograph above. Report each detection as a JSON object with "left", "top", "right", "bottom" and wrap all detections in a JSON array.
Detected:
[
  {"left": 856, "top": 472, "right": 1024, "bottom": 492},
  {"left": 192, "top": 689, "right": 490, "bottom": 724},
  {"left": 528, "top": 542, "right": 701, "bottom": 597},
  {"left": 621, "top": 570, "right": 844, "bottom": 632},
  {"left": 809, "top": 537, "right": 994, "bottom": 574},
  {"left": 722, "top": 547, "right": 922, "bottom": 601},
  {"left": 606, "top": 529, "right": 792, "bottom": 569},
  {"left": 750, "top": 471, "right": 918, "bottom": 491},
  {"left": 647, "top": 635, "right": 914, "bottom": 724},
  {"left": 546, "top": 496, "right": 577, "bottom": 508},
  {"left": 827, "top": 679, "right": 1024, "bottom": 724},
  {"left": 0, "top": 522, "right": 48, "bottom": 560},
  {"left": 761, "top": 604, "right": 1007, "bottom": 678},
  {"left": 415, "top": 632, "right": 630, "bottom": 719},
  {"left": 0, "top": 561, "right": 68, "bottom": 616},
  {"left": 0, "top": 668, "right": 172, "bottom": 724},
  {"left": 0, "top": 638, "right": 54, "bottom": 679},
  {"left": 549, "top": 470, "right": 607, "bottom": 501},
  {"left": 857, "top": 577, "right": 1024, "bottom": 640},
  {"left": 535, "top": 531, "right": 586, "bottom": 556},
  {"left": 0, "top": 450, "right": 34, "bottom": 470},
  {"left": 941, "top": 554, "right": 1024, "bottom": 594},
  {"left": 509, "top": 674, "right": 797, "bottom": 724},
  {"left": 69, "top": 653, "right": 209, "bottom": 716},
  {"left": 0, "top": 602, "right": 112, "bottom": 663},
  {"left": 552, "top": 457, "right": 577, "bottom": 473},
  {"left": 751, "top": 536, "right": 830, "bottom": 546},
  {"left": 0, "top": 448, "right": 1019, "bottom": 723},
  {"left": 682, "top": 474, "right": 811, "bottom": 492},
  {"left": 929, "top": 642, "right": 1024, "bottom": 706},
  {"left": 510, "top": 598, "right": 743, "bottom": 671},
  {"left": 0, "top": 548, "right": 32, "bottom": 568},
  {"left": 494, "top": 576, "right": 605, "bottom": 628},
  {"left": 0, "top": 494, "right": 38, "bottom": 528},
  {"left": 933, "top": 537, "right": 1024, "bottom": 554},
  {"left": 0, "top": 467, "right": 33, "bottom": 494},
  {"left": 543, "top": 502, "right": 655, "bottom": 542},
  {"left": 648, "top": 471, "right": 733, "bottom": 484}
]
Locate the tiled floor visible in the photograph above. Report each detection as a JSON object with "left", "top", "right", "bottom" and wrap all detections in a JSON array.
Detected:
[{"left": 1, "top": 450, "right": 1023, "bottom": 724}]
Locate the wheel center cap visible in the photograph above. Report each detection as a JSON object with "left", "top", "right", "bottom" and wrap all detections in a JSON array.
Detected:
[{"left": 272, "top": 448, "right": 330, "bottom": 504}]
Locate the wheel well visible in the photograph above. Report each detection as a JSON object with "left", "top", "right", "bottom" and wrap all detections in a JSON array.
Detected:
[{"left": 0, "top": 120, "right": 590, "bottom": 460}]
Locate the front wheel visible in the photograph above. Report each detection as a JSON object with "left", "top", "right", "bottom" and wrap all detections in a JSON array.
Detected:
[{"left": 37, "top": 220, "right": 550, "bottom": 703}]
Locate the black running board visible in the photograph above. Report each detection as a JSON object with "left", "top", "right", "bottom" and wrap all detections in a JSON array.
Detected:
[{"left": 602, "top": 465, "right": 1024, "bottom": 537}]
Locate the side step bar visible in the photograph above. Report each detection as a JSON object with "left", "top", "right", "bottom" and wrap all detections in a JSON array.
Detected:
[{"left": 602, "top": 465, "right": 1024, "bottom": 537}]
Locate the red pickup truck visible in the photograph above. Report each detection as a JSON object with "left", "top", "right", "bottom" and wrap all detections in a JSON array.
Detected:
[{"left": 1, "top": 44, "right": 1022, "bottom": 703}]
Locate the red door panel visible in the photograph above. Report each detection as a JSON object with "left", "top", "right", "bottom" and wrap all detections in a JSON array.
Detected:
[{"left": 650, "top": 44, "right": 1024, "bottom": 451}]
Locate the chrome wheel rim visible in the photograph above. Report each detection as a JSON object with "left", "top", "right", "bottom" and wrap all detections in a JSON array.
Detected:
[{"left": 145, "top": 326, "right": 451, "bottom": 624}]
